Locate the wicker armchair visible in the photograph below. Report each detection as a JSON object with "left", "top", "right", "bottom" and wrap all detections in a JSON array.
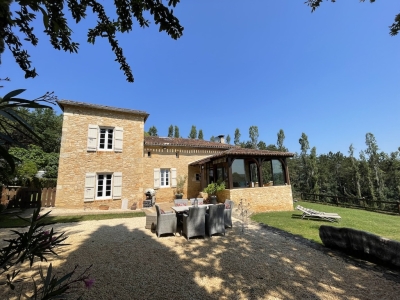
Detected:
[
  {"left": 206, "top": 204, "right": 225, "bottom": 237},
  {"left": 155, "top": 204, "right": 177, "bottom": 237},
  {"left": 224, "top": 199, "right": 234, "bottom": 228},
  {"left": 182, "top": 206, "right": 207, "bottom": 240}
]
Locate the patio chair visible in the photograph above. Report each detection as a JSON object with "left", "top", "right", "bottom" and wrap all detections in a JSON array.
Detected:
[
  {"left": 224, "top": 199, "right": 234, "bottom": 228},
  {"left": 182, "top": 206, "right": 207, "bottom": 240},
  {"left": 206, "top": 204, "right": 225, "bottom": 237},
  {"left": 155, "top": 204, "right": 177, "bottom": 237},
  {"left": 190, "top": 198, "right": 204, "bottom": 205},
  {"left": 296, "top": 205, "right": 341, "bottom": 223},
  {"left": 174, "top": 199, "right": 188, "bottom": 206}
]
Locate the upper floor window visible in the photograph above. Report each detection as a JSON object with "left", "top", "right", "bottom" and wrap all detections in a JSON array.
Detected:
[
  {"left": 87, "top": 125, "right": 123, "bottom": 152},
  {"left": 99, "top": 128, "right": 114, "bottom": 150}
]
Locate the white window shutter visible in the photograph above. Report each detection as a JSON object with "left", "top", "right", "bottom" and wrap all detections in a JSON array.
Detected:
[
  {"left": 171, "top": 168, "right": 177, "bottom": 188},
  {"left": 87, "top": 125, "right": 98, "bottom": 151},
  {"left": 113, "top": 172, "right": 122, "bottom": 199},
  {"left": 84, "top": 173, "right": 96, "bottom": 201},
  {"left": 114, "top": 127, "right": 123, "bottom": 152},
  {"left": 154, "top": 168, "right": 160, "bottom": 189}
]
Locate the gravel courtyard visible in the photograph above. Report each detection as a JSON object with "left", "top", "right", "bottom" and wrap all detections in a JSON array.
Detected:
[{"left": 2, "top": 214, "right": 400, "bottom": 299}]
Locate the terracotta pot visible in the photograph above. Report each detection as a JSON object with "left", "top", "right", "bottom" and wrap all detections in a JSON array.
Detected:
[{"left": 175, "top": 194, "right": 183, "bottom": 199}]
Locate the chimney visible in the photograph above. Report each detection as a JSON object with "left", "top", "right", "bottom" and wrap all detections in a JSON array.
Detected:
[{"left": 217, "top": 135, "right": 225, "bottom": 144}]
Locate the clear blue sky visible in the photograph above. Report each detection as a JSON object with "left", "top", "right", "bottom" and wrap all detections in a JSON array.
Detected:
[{"left": 3, "top": 1, "right": 400, "bottom": 156}]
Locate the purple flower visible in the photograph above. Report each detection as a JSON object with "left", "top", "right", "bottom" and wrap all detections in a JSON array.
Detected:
[{"left": 84, "top": 278, "right": 95, "bottom": 289}]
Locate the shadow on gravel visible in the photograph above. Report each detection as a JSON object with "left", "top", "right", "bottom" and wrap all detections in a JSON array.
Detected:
[{"left": 34, "top": 217, "right": 400, "bottom": 299}]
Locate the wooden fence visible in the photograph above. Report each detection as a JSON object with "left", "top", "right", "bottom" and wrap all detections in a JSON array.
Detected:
[
  {"left": 300, "top": 192, "right": 400, "bottom": 215},
  {"left": 1, "top": 186, "right": 56, "bottom": 209}
]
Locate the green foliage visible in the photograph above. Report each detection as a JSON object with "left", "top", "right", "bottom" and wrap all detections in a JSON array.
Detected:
[
  {"left": 0, "top": 89, "right": 56, "bottom": 172},
  {"left": 257, "top": 141, "right": 267, "bottom": 150},
  {"left": 188, "top": 125, "right": 197, "bottom": 139},
  {"left": 175, "top": 175, "right": 187, "bottom": 195},
  {"left": 203, "top": 181, "right": 225, "bottom": 195},
  {"left": 252, "top": 201, "right": 400, "bottom": 244},
  {"left": 3, "top": 0, "right": 184, "bottom": 82},
  {"left": 168, "top": 125, "right": 173, "bottom": 137},
  {"left": 0, "top": 205, "right": 94, "bottom": 298},
  {"left": 27, "top": 108, "right": 62, "bottom": 153},
  {"left": 234, "top": 128, "right": 240, "bottom": 145},
  {"left": 9, "top": 144, "right": 59, "bottom": 184},
  {"left": 226, "top": 134, "right": 231, "bottom": 144},
  {"left": 248, "top": 126, "right": 259, "bottom": 149},
  {"left": 198, "top": 129, "right": 203, "bottom": 140},
  {"left": 148, "top": 126, "right": 158, "bottom": 136},
  {"left": 0, "top": 211, "right": 145, "bottom": 228},
  {"left": 174, "top": 126, "right": 180, "bottom": 138},
  {"left": 210, "top": 135, "right": 215, "bottom": 142},
  {"left": 16, "top": 160, "right": 37, "bottom": 184}
]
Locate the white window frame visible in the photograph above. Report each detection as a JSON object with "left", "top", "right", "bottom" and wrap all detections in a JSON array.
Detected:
[
  {"left": 98, "top": 127, "right": 114, "bottom": 151},
  {"left": 88, "top": 125, "right": 123, "bottom": 152},
  {"left": 96, "top": 173, "right": 113, "bottom": 199},
  {"left": 154, "top": 168, "right": 176, "bottom": 189},
  {"left": 160, "top": 169, "right": 170, "bottom": 187}
]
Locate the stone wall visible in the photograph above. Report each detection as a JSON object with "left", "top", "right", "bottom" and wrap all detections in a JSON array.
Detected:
[
  {"left": 56, "top": 105, "right": 145, "bottom": 209},
  {"left": 216, "top": 185, "right": 294, "bottom": 213},
  {"left": 142, "top": 147, "right": 223, "bottom": 203}
]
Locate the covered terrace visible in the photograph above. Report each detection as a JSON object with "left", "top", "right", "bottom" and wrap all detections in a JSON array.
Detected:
[{"left": 189, "top": 148, "right": 295, "bottom": 212}]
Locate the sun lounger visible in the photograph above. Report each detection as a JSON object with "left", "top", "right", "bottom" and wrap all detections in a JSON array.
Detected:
[{"left": 296, "top": 205, "right": 341, "bottom": 223}]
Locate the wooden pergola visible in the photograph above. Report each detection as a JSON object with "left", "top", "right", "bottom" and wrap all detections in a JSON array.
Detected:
[{"left": 189, "top": 148, "right": 294, "bottom": 190}]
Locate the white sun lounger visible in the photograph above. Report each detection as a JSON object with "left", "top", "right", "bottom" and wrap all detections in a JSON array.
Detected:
[{"left": 296, "top": 205, "right": 341, "bottom": 223}]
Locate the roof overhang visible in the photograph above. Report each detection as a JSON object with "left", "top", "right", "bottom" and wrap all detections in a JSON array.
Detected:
[
  {"left": 57, "top": 100, "right": 150, "bottom": 122},
  {"left": 189, "top": 148, "right": 295, "bottom": 166}
]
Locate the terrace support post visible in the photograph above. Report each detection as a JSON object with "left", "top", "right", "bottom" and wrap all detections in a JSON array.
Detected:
[
  {"left": 227, "top": 157, "right": 233, "bottom": 189},
  {"left": 283, "top": 158, "right": 291, "bottom": 185},
  {"left": 257, "top": 158, "right": 263, "bottom": 187}
]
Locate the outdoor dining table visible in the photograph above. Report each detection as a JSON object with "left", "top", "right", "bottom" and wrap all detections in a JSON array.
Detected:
[{"left": 171, "top": 204, "right": 212, "bottom": 213}]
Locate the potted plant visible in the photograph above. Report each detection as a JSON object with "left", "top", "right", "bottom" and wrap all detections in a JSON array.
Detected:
[
  {"left": 203, "top": 180, "right": 225, "bottom": 204},
  {"left": 175, "top": 175, "right": 187, "bottom": 199}
]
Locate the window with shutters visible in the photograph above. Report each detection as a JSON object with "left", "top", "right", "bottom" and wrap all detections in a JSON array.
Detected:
[
  {"left": 154, "top": 168, "right": 176, "bottom": 189},
  {"left": 84, "top": 172, "right": 122, "bottom": 201},
  {"left": 87, "top": 125, "right": 123, "bottom": 152}
]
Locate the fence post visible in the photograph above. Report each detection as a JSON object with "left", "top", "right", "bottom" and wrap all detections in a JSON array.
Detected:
[{"left": 397, "top": 201, "right": 400, "bottom": 215}]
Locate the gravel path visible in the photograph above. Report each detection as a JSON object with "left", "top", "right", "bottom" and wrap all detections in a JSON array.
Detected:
[{"left": 2, "top": 212, "right": 400, "bottom": 299}]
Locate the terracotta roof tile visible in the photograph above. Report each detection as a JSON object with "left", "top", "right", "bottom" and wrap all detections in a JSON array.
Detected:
[
  {"left": 144, "top": 137, "right": 237, "bottom": 149},
  {"left": 189, "top": 147, "right": 295, "bottom": 165},
  {"left": 57, "top": 100, "right": 149, "bottom": 121}
]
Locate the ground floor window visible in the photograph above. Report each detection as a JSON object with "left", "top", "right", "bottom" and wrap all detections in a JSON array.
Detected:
[
  {"left": 160, "top": 169, "right": 170, "bottom": 187},
  {"left": 97, "top": 174, "right": 112, "bottom": 199}
]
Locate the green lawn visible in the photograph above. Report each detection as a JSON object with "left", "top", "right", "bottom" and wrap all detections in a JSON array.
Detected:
[
  {"left": 251, "top": 201, "right": 400, "bottom": 244},
  {"left": 0, "top": 211, "right": 146, "bottom": 228}
]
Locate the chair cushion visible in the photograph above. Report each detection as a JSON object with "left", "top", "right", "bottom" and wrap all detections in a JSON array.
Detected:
[
  {"left": 225, "top": 203, "right": 231, "bottom": 209},
  {"left": 160, "top": 209, "right": 165, "bottom": 214}
]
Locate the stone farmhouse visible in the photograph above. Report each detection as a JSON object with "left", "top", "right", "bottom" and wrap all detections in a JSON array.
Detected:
[{"left": 56, "top": 100, "right": 295, "bottom": 212}]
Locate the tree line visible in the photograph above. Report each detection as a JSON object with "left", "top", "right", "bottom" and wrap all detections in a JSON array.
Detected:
[{"left": 3, "top": 107, "right": 400, "bottom": 203}]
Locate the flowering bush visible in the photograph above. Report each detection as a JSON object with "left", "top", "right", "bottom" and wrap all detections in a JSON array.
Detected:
[{"left": 0, "top": 205, "right": 94, "bottom": 299}]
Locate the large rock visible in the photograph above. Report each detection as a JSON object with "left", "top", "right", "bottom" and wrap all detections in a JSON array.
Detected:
[{"left": 319, "top": 226, "right": 400, "bottom": 268}]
